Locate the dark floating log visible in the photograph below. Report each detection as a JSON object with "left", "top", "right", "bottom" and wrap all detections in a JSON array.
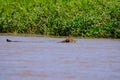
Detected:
[
  {"left": 6, "top": 39, "right": 12, "bottom": 42},
  {"left": 6, "top": 39, "right": 21, "bottom": 42}
]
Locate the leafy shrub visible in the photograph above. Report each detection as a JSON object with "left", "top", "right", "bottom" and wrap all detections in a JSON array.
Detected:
[{"left": 0, "top": 0, "right": 120, "bottom": 38}]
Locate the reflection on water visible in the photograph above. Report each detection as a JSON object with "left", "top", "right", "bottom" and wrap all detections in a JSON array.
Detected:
[{"left": 0, "top": 36, "right": 120, "bottom": 80}]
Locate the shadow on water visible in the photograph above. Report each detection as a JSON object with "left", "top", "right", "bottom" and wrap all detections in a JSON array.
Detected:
[{"left": 0, "top": 36, "right": 120, "bottom": 80}]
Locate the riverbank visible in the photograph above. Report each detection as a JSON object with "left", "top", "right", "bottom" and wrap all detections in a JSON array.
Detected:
[{"left": 1, "top": 33, "right": 120, "bottom": 40}]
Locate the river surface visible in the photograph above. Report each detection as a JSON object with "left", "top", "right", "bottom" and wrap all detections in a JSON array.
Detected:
[{"left": 0, "top": 36, "right": 120, "bottom": 80}]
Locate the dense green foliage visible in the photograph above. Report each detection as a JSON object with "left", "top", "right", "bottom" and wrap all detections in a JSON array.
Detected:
[{"left": 0, "top": 0, "right": 120, "bottom": 38}]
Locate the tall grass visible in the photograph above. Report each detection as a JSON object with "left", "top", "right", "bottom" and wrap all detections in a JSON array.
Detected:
[{"left": 0, "top": 0, "right": 120, "bottom": 38}]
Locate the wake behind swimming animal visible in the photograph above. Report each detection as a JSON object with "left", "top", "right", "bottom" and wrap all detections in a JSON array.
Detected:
[{"left": 6, "top": 39, "right": 21, "bottom": 42}]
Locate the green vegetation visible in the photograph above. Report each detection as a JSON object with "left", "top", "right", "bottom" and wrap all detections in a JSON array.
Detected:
[{"left": 0, "top": 0, "right": 120, "bottom": 38}]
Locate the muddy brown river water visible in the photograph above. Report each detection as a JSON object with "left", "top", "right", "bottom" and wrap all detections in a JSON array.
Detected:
[{"left": 0, "top": 36, "right": 120, "bottom": 80}]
